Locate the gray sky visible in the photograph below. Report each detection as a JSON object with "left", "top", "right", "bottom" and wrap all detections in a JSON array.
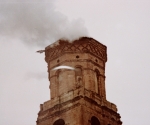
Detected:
[{"left": 0, "top": 0, "right": 150, "bottom": 125}]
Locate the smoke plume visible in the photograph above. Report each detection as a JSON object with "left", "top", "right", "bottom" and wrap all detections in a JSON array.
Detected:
[{"left": 0, "top": 0, "right": 88, "bottom": 47}]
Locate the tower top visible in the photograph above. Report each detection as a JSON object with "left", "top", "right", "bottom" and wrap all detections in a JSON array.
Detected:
[
  {"left": 36, "top": 37, "right": 122, "bottom": 125},
  {"left": 45, "top": 37, "right": 107, "bottom": 63}
]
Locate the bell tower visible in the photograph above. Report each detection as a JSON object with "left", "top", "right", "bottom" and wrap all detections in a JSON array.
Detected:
[{"left": 36, "top": 37, "right": 122, "bottom": 125}]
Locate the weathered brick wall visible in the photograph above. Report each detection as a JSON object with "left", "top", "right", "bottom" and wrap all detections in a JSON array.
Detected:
[
  {"left": 49, "top": 52, "right": 106, "bottom": 99},
  {"left": 36, "top": 37, "right": 122, "bottom": 125}
]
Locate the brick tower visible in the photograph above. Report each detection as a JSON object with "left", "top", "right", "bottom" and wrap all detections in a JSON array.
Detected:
[{"left": 36, "top": 37, "right": 122, "bottom": 125}]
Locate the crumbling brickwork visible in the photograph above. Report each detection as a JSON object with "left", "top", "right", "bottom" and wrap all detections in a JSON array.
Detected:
[{"left": 36, "top": 37, "right": 122, "bottom": 125}]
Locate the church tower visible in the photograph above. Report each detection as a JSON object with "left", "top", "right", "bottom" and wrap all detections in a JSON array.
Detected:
[{"left": 36, "top": 37, "right": 122, "bottom": 125}]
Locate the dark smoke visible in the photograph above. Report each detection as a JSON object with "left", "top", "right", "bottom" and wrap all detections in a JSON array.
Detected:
[{"left": 0, "top": 0, "right": 88, "bottom": 47}]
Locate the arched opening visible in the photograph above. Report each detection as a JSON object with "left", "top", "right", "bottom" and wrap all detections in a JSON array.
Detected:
[
  {"left": 75, "top": 67, "right": 82, "bottom": 87},
  {"left": 57, "top": 68, "right": 75, "bottom": 95},
  {"left": 53, "top": 119, "right": 65, "bottom": 125},
  {"left": 57, "top": 70, "right": 63, "bottom": 84},
  {"left": 91, "top": 116, "right": 100, "bottom": 125},
  {"left": 94, "top": 69, "right": 100, "bottom": 93}
]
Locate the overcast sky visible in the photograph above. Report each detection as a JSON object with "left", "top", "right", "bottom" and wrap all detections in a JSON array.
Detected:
[{"left": 0, "top": 0, "right": 150, "bottom": 125}]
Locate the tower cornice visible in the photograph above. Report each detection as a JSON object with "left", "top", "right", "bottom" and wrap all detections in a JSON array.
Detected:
[{"left": 45, "top": 37, "right": 107, "bottom": 63}]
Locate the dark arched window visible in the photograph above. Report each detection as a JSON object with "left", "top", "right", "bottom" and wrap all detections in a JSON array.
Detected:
[
  {"left": 91, "top": 116, "right": 100, "bottom": 125},
  {"left": 53, "top": 119, "right": 65, "bottom": 125}
]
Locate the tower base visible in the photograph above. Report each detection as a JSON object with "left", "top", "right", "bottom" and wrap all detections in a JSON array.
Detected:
[{"left": 37, "top": 87, "right": 122, "bottom": 125}]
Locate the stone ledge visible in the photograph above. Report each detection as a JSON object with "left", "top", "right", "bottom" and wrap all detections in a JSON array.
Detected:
[
  {"left": 37, "top": 93, "right": 120, "bottom": 124},
  {"left": 39, "top": 88, "right": 117, "bottom": 113}
]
